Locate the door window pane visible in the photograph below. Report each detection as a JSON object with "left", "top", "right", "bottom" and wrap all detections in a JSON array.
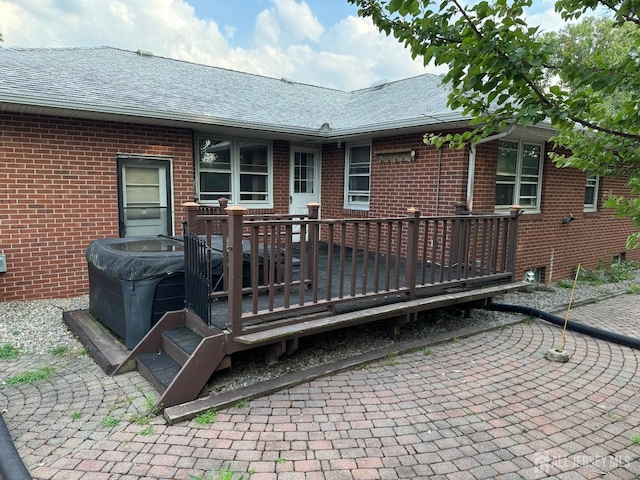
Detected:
[{"left": 294, "top": 152, "right": 314, "bottom": 194}]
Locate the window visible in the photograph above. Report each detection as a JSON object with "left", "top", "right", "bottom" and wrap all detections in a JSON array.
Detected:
[
  {"left": 584, "top": 174, "right": 599, "bottom": 212},
  {"left": 197, "top": 136, "right": 272, "bottom": 206},
  {"left": 345, "top": 144, "right": 371, "bottom": 209},
  {"left": 495, "top": 140, "right": 543, "bottom": 211}
]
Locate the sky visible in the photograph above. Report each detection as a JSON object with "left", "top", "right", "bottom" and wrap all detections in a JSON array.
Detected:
[{"left": 0, "top": 0, "right": 572, "bottom": 91}]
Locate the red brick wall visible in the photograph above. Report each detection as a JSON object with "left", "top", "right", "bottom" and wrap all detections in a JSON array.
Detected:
[
  {"left": 472, "top": 141, "right": 640, "bottom": 282},
  {"left": 272, "top": 140, "right": 290, "bottom": 212},
  {"left": 321, "top": 134, "right": 639, "bottom": 283},
  {"left": 321, "top": 133, "right": 469, "bottom": 219},
  {"left": 0, "top": 113, "right": 194, "bottom": 301}
]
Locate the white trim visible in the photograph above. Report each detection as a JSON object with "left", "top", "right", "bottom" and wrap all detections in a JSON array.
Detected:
[
  {"left": 467, "top": 125, "right": 515, "bottom": 211},
  {"left": 583, "top": 174, "right": 599, "bottom": 212},
  {"left": 289, "top": 145, "right": 322, "bottom": 212},
  {"left": 343, "top": 142, "right": 372, "bottom": 211},
  {"left": 494, "top": 139, "right": 544, "bottom": 213},
  {"left": 119, "top": 157, "right": 174, "bottom": 236},
  {"left": 196, "top": 135, "right": 274, "bottom": 209}
]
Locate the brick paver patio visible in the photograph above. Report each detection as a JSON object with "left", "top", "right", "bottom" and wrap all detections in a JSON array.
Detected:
[{"left": 1, "top": 295, "right": 640, "bottom": 479}]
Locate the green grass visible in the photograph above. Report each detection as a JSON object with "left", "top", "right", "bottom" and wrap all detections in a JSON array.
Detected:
[
  {"left": 141, "top": 394, "right": 160, "bottom": 416},
  {"left": 0, "top": 343, "right": 20, "bottom": 359},
  {"left": 422, "top": 348, "right": 434, "bottom": 356},
  {"left": 5, "top": 367, "right": 55, "bottom": 385},
  {"left": 50, "top": 345, "right": 69, "bottom": 356},
  {"left": 556, "top": 280, "right": 573, "bottom": 289},
  {"left": 627, "top": 284, "right": 640, "bottom": 295},
  {"left": 233, "top": 399, "right": 247, "bottom": 409},
  {"left": 127, "top": 394, "right": 159, "bottom": 426},
  {"left": 382, "top": 353, "right": 398, "bottom": 366},
  {"left": 100, "top": 416, "right": 120, "bottom": 428},
  {"left": 523, "top": 317, "right": 534, "bottom": 326},
  {"left": 189, "top": 463, "right": 249, "bottom": 480},
  {"left": 575, "top": 261, "right": 638, "bottom": 285},
  {"left": 70, "top": 412, "right": 83, "bottom": 421},
  {"left": 276, "top": 457, "right": 286, "bottom": 465},
  {"left": 632, "top": 434, "right": 640, "bottom": 445},
  {"left": 138, "top": 425, "right": 155, "bottom": 436},
  {"left": 604, "top": 411, "right": 625, "bottom": 422},
  {"left": 194, "top": 408, "right": 217, "bottom": 425},
  {"left": 77, "top": 347, "right": 89, "bottom": 357},
  {"left": 129, "top": 413, "right": 151, "bottom": 425}
]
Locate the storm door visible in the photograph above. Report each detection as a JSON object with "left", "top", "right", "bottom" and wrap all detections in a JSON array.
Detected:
[{"left": 117, "top": 157, "right": 172, "bottom": 237}]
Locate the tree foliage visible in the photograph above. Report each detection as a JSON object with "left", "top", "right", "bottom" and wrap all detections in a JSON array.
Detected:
[{"left": 350, "top": 0, "right": 640, "bottom": 247}]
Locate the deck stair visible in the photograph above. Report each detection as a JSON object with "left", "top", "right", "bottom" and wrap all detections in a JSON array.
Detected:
[{"left": 113, "top": 309, "right": 228, "bottom": 409}]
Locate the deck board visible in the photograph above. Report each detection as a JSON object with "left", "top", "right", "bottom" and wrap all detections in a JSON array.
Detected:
[{"left": 234, "top": 281, "right": 527, "bottom": 345}]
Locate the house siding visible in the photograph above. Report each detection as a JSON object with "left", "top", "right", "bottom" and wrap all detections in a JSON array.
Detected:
[
  {"left": 321, "top": 133, "right": 469, "bottom": 220},
  {"left": 321, "top": 134, "right": 639, "bottom": 283},
  {"left": 472, "top": 141, "right": 640, "bottom": 282},
  {"left": 2, "top": 114, "right": 638, "bottom": 302},
  {"left": 0, "top": 113, "right": 194, "bottom": 301}
]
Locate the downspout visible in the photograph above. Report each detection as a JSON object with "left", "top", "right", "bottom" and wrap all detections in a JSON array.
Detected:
[
  {"left": 435, "top": 147, "right": 442, "bottom": 216},
  {"left": 467, "top": 125, "right": 515, "bottom": 211}
]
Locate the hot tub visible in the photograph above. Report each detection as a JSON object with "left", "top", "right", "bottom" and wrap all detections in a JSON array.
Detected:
[
  {"left": 86, "top": 236, "right": 188, "bottom": 349},
  {"left": 87, "top": 235, "right": 299, "bottom": 348}
]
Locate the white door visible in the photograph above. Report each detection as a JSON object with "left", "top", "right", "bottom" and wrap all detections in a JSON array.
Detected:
[
  {"left": 120, "top": 161, "right": 171, "bottom": 237},
  {"left": 290, "top": 148, "right": 321, "bottom": 240}
]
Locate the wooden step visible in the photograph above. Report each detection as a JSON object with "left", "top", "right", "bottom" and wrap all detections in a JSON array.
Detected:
[
  {"left": 137, "top": 351, "right": 181, "bottom": 393},
  {"left": 162, "top": 326, "right": 203, "bottom": 365},
  {"left": 235, "top": 281, "right": 527, "bottom": 345}
]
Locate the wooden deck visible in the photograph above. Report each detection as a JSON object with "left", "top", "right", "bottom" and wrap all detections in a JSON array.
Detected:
[{"left": 104, "top": 202, "right": 525, "bottom": 408}]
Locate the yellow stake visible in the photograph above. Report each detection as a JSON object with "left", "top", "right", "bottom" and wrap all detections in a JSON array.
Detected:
[{"left": 559, "top": 264, "right": 581, "bottom": 352}]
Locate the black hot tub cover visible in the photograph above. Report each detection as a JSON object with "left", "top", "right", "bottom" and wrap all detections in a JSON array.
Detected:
[{"left": 86, "top": 236, "right": 188, "bottom": 282}]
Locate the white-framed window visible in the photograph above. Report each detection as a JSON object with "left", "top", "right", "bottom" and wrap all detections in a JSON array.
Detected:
[
  {"left": 344, "top": 143, "right": 371, "bottom": 210},
  {"left": 197, "top": 136, "right": 272, "bottom": 207},
  {"left": 495, "top": 139, "right": 543, "bottom": 211},
  {"left": 584, "top": 174, "right": 599, "bottom": 212}
]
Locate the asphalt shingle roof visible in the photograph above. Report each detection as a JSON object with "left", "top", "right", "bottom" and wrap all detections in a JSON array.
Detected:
[{"left": 0, "top": 46, "right": 463, "bottom": 137}]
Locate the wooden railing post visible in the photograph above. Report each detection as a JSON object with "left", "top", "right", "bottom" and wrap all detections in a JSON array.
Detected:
[
  {"left": 306, "top": 203, "right": 321, "bottom": 290},
  {"left": 406, "top": 207, "right": 420, "bottom": 300},
  {"left": 182, "top": 201, "right": 200, "bottom": 234},
  {"left": 508, "top": 205, "right": 523, "bottom": 280},
  {"left": 218, "top": 197, "right": 229, "bottom": 210},
  {"left": 226, "top": 205, "right": 248, "bottom": 335}
]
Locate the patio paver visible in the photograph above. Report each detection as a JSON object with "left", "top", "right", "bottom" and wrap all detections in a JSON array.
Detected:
[{"left": 1, "top": 294, "right": 640, "bottom": 479}]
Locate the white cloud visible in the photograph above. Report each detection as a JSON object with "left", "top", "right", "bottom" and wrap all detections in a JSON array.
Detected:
[
  {"left": 0, "top": 0, "right": 564, "bottom": 91},
  {"left": 253, "top": 0, "right": 324, "bottom": 47},
  {"left": 254, "top": 9, "right": 282, "bottom": 46}
]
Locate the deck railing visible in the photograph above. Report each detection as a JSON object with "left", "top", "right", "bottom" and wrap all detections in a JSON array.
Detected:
[{"left": 183, "top": 202, "right": 520, "bottom": 332}]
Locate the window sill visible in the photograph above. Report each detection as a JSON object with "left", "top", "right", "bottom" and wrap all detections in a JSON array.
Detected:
[
  {"left": 343, "top": 204, "right": 369, "bottom": 212},
  {"left": 342, "top": 208, "right": 370, "bottom": 217},
  {"left": 494, "top": 208, "right": 541, "bottom": 217}
]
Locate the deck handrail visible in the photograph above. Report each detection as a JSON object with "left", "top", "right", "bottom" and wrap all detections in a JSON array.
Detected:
[{"left": 183, "top": 201, "right": 520, "bottom": 333}]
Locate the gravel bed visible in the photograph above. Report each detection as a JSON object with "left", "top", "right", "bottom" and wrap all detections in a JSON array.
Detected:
[{"left": 1, "top": 271, "right": 639, "bottom": 394}]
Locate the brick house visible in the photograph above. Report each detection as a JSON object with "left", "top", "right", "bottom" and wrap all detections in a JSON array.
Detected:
[{"left": 1, "top": 47, "right": 637, "bottom": 301}]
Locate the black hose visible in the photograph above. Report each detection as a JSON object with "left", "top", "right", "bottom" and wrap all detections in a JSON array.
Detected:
[
  {"left": 0, "top": 412, "right": 32, "bottom": 480},
  {"left": 488, "top": 303, "right": 640, "bottom": 350}
]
